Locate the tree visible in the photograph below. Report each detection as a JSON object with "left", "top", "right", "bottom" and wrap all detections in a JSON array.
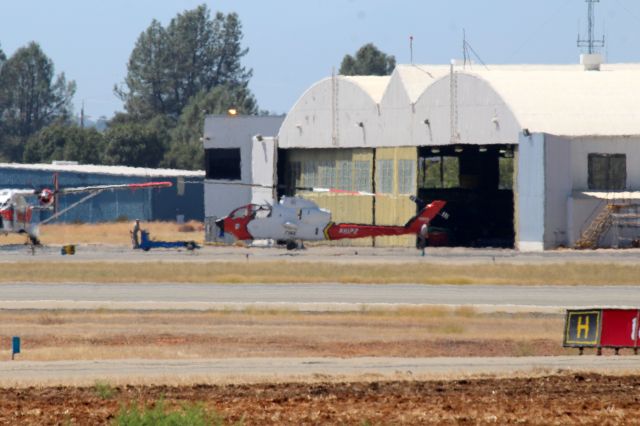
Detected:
[
  {"left": 162, "top": 84, "right": 257, "bottom": 170},
  {"left": 23, "top": 123, "right": 104, "bottom": 164},
  {"left": 0, "top": 43, "right": 6, "bottom": 67},
  {"left": 339, "top": 43, "right": 396, "bottom": 76},
  {"left": 102, "top": 122, "right": 165, "bottom": 168},
  {"left": 116, "top": 5, "right": 253, "bottom": 119},
  {"left": 0, "top": 42, "right": 76, "bottom": 161}
]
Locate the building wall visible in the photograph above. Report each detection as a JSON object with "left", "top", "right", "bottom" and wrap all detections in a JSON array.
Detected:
[
  {"left": 565, "top": 136, "right": 640, "bottom": 247},
  {"left": 287, "top": 148, "right": 374, "bottom": 247},
  {"left": 544, "top": 135, "right": 572, "bottom": 247},
  {"left": 569, "top": 136, "right": 640, "bottom": 190},
  {"left": 412, "top": 73, "right": 520, "bottom": 147},
  {"left": 0, "top": 168, "right": 202, "bottom": 223},
  {"left": 516, "top": 132, "right": 545, "bottom": 251},
  {"left": 203, "top": 115, "right": 283, "bottom": 224},
  {"left": 374, "top": 147, "right": 417, "bottom": 247},
  {"left": 278, "top": 78, "right": 382, "bottom": 149}
]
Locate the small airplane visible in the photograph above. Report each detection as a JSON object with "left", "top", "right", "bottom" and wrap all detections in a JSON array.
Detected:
[
  {"left": 0, "top": 180, "right": 172, "bottom": 245},
  {"left": 215, "top": 193, "right": 447, "bottom": 250}
]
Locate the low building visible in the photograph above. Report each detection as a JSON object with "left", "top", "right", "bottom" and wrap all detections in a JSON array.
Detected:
[{"left": 0, "top": 162, "right": 204, "bottom": 223}]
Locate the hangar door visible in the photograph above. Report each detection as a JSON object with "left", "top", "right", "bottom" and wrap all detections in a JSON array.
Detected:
[{"left": 417, "top": 144, "right": 515, "bottom": 248}]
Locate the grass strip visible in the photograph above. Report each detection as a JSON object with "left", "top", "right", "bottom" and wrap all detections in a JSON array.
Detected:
[{"left": 2, "top": 261, "right": 640, "bottom": 285}]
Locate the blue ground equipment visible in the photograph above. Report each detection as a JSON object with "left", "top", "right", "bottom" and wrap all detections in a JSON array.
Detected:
[{"left": 137, "top": 230, "right": 199, "bottom": 251}]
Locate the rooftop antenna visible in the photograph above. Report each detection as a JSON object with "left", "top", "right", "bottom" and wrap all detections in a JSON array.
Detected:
[
  {"left": 409, "top": 35, "right": 414, "bottom": 64},
  {"left": 461, "top": 29, "right": 489, "bottom": 70},
  {"left": 577, "top": 0, "right": 605, "bottom": 54}
]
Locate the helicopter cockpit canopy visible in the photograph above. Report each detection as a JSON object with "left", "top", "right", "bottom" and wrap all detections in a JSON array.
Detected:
[{"left": 228, "top": 203, "right": 272, "bottom": 220}]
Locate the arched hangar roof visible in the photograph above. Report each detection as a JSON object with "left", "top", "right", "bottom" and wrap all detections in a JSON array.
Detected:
[{"left": 278, "top": 63, "right": 640, "bottom": 149}]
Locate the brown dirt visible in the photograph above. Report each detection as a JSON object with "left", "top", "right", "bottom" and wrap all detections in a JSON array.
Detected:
[{"left": 1, "top": 374, "right": 639, "bottom": 425}]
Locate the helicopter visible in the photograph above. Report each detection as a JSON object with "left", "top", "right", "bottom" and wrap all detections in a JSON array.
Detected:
[
  {"left": 215, "top": 191, "right": 447, "bottom": 250},
  {"left": 0, "top": 180, "right": 172, "bottom": 245}
]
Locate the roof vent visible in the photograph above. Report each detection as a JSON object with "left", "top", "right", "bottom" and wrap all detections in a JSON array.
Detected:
[{"left": 580, "top": 53, "right": 602, "bottom": 71}]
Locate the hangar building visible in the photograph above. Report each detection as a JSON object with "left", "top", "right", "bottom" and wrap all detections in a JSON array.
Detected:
[
  {"left": 0, "top": 162, "right": 204, "bottom": 223},
  {"left": 204, "top": 57, "right": 640, "bottom": 250}
]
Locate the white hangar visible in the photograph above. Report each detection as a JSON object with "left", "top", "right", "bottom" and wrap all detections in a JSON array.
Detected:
[{"left": 204, "top": 57, "right": 640, "bottom": 250}]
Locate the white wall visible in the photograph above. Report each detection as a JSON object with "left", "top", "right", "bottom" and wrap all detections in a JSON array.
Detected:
[
  {"left": 569, "top": 136, "right": 640, "bottom": 190},
  {"left": 413, "top": 73, "right": 521, "bottom": 146},
  {"left": 279, "top": 72, "right": 522, "bottom": 150},
  {"left": 517, "top": 132, "right": 545, "bottom": 251},
  {"left": 544, "top": 135, "right": 572, "bottom": 247},
  {"left": 278, "top": 78, "right": 381, "bottom": 149},
  {"left": 203, "top": 115, "right": 283, "bottom": 222}
]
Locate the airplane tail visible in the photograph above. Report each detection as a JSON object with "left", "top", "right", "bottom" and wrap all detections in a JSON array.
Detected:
[{"left": 405, "top": 200, "right": 447, "bottom": 233}]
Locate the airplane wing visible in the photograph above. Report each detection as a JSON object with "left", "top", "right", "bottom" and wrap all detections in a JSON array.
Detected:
[{"left": 57, "top": 181, "right": 172, "bottom": 194}]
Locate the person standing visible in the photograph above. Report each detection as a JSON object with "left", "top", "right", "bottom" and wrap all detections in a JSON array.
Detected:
[
  {"left": 418, "top": 221, "right": 429, "bottom": 256},
  {"left": 132, "top": 219, "right": 141, "bottom": 249}
]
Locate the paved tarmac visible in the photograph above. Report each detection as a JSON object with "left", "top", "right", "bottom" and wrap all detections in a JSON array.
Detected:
[
  {"left": 0, "top": 356, "right": 638, "bottom": 386},
  {"left": 4, "top": 243, "right": 640, "bottom": 264},
  {"left": 0, "top": 283, "right": 639, "bottom": 312}
]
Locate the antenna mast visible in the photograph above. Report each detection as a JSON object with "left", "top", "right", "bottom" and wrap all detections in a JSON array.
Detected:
[{"left": 577, "top": 0, "right": 605, "bottom": 53}]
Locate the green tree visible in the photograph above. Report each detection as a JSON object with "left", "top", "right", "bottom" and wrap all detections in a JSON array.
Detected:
[
  {"left": 103, "top": 122, "right": 165, "bottom": 167},
  {"left": 0, "top": 43, "right": 6, "bottom": 67},
  {"left": 339, "top": 43, "right": 396, "bottom": 76},
  {"left": 0, "top": 42, "right": 76, "bottom": 161},
  {"left": 116, "top": 5, "right": 253, "bottom": 119},
  {"left": 23, "top": 124, "right": 105, "bottom": 164},
  {"left": 162, "top": 84, "right": 257, "bottom": 170}
]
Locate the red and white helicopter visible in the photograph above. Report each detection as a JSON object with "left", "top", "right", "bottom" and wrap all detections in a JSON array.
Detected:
[
  {"left": 0, "top": 180, "right": 172, "bottom": 245},
  {"left": 215, "top": 189, "right": 447, "bottom": 250}
]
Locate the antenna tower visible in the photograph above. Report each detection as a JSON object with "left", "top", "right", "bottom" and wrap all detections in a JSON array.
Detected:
[{"left": 577, "top": 0, "right": 605, "bottom": 53}]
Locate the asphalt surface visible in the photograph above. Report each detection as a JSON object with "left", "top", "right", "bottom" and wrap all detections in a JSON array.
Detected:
[
  {"left": 5, "top": 243, "right": 640, "bottom": 264},
  {"left": 0, "top": 283, "right": 639, "bottom": 312},
  {"left": 0, "top": 356, "right": 638, "bottom": 386}
]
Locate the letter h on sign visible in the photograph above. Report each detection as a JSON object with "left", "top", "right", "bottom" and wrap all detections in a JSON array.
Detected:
[{"left": 564, "top": 310, "right": 601, "bottom": 347}]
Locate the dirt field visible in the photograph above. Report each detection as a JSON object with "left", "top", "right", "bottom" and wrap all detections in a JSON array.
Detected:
[
  {"left": 0, "top": 309, "right": 570, "bottom": 360},
  {"left": 1, "top": 373, "right": 638, "bottom": 424}
]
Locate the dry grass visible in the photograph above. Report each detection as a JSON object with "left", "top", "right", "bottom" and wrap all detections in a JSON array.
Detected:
[
  {"left": 0, "top": 308, "right": 565, "bottom": 361},
  {"left": 2, "top": 221, "right": 204, "bottom": 245},
  {"left": 1, "top": 260, "right": 640, "bottom": 284}
]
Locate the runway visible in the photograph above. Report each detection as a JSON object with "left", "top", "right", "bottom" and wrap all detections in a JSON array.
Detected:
[
  {"left": 0, "top": 283, "right": 639, "bottom": 312},
  {"left": 0, "top": 356, "right": 638, "bottom": 386}
]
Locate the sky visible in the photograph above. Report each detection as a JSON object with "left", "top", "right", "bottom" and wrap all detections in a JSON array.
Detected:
[{"left": 1, "top": 0, "right": 639, "bottom": 120}]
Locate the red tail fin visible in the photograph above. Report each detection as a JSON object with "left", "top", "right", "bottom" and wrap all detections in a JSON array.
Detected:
[{"left": 406, "top": 200, "right": 446, "bottom": 233}]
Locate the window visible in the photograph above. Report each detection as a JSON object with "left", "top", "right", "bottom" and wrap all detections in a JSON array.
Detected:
[
  {"left": 398, "top": 159, "right": 416, "bottom": 194},
  {"left": 337, "top": 161, "right": 353, "bottom": 191},
  {"left": 498, "top": 157, "right": 514, "bottom": 190},
  {"left": 354, "top": 161, "right": 371, "bottom": 192},
  {"left": 205, "top": 148, "right": 241, "bottom": 180},
  {"left": 318, "top": 160, "right": 336, "bottom": 188},
  {"left": 377, "top": 159, "right": 394, "bottom": 194},
  {"left": 302, "top": 161, "right": 317, "bottom": 188},
  {"left": 419, "top": 156, "right": 460, "bottom": 189},
  {"left": 289, "top": 161, "right": 302, "bottom": 189},
  {"left": 588, "top": 153, "right": 626, "bottom": 190}
]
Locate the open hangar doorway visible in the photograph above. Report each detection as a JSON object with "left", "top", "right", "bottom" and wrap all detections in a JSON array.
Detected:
[{"left": 417, "top": 144, "right": 516, "bottom": 248}]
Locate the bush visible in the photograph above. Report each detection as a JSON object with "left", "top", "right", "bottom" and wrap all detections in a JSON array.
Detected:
[{"left": 114, "top": 401, "right": 231, "bottom": 426}]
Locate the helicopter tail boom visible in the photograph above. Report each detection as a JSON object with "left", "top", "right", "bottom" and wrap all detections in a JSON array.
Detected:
[{"left": 324, "top": 200, "right": 446, "bottom": 240}]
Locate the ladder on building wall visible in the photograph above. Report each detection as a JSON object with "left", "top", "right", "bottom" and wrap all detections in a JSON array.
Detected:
[{"left": 574, "top": 204, "right": 615, "bottom": 249}]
